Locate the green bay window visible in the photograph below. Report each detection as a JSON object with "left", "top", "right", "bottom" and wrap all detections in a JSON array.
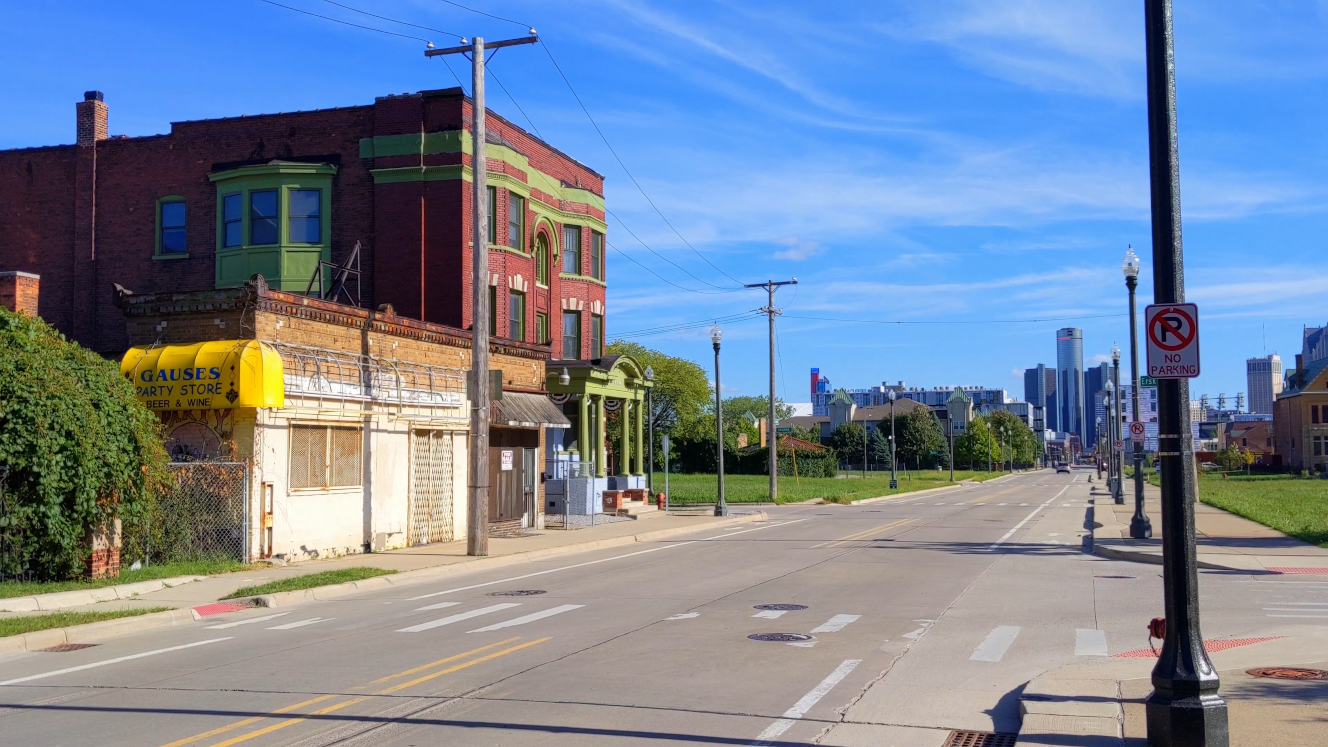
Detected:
[{"left": 209, "top": 161, "right": 336, "bottom": 290}]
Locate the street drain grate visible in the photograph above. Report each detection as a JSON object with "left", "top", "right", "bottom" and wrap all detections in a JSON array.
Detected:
[
  {"left": 487, "top": 590, "right": 547, "bottom": 597},
  {"left": 37, "top": 643, "right": 100, "bottom": 653},
  {"left": 1247, "top": 667, "right": 1328, "bottom": 680},
  {"left": 754, "top": 604, "right": 808, "bottom": 611},
  {"left": 943, "top": 731, "right": 1017, "bottom": 747},
  {"left": 748, "top": 633, "right": 813, "bottom": 643}
]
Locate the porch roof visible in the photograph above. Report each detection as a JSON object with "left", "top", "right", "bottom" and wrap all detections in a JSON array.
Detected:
[{"left": 546, "top": 355, "right": 653, "bottom": 400}]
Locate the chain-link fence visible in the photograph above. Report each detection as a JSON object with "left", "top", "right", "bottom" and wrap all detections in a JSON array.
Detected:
[{"left": 124, "top": 462, "right": 248, "bottom": 566}]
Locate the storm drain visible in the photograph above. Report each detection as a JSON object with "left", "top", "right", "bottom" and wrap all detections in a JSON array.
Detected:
[
  {"left": 1247, "top": 667, "right": 1328, "bottom": 680},
  {"left": 487, "top": 590, "right": 547, "bottom": 597},
  {"left": 943, "top": 731, "right": 1017, "bottom": 747},
  {"left": 748, "top": 633, "right": 813, "bottom": 643},
  {"left": 37, "top": 643, "right": 99, "bottom": 653},
  {"left": 753, "top": 604, "right": 808, "bottom": 611}
]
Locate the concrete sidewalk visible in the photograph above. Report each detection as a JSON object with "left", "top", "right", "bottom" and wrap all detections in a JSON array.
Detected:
[
  {"left": 1091, "top": 482, "right": 1328, "bottom": 572},
  {"left": 1017, "top": 630, "right": 1328, "bottom": 746},
  {"left": 0, "top": 509, "right": 766, "bottom": 619}
]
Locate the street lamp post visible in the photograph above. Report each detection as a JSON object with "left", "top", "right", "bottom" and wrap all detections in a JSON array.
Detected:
[
  {"left": 1123, "top": 248, "right": 1152, "bottom": 538},
  {"left": 889, "top": 390, "right": 898, "bottom": 490},
  {"left": 645, "top": 365, "right": 655, "bottom": 498},
  {"left": 1105, "top": 382, "right": 1116, "bottom": 495},
  {"left": 1097, "top": 416, "right": 1104, "bottom": 481},
  {"left": 1142, "top": 1, "right": 1228, "bottom": 740},
  {"left": 1112, "top": 344, "right": 1124, "bottom": 505},
  {"left": 710, "top": 324, "right": 727, "bottom": 517}
]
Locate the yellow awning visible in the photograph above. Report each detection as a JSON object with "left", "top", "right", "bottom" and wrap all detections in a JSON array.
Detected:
[{"left": 121, "top": 340, "right": 284, "bottom": 411}]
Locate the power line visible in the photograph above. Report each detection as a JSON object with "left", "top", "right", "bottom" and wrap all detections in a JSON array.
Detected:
[
  {"left": 434, "top": 0, "right": 527, "bottom": 27},
  {"left": 256, "top": 0, "right": 435, "bottom": 42},
  {"left": 436, "top": 56, "right": 468, "bottom": 92},
  {"left": 606, "top": 241, "right": 739, "bottom": 295},
  {"left": 607, "top": 210, "right": 738, "bottom": 292},
  {"left": 317, "top": 0, "right": 462, "bottom": 38},
  {"left": 614, "top": 311, "right": 764, "bottom": 339},
  {"left": 486, "top": 65, "right": 543, "bottom": 140}
]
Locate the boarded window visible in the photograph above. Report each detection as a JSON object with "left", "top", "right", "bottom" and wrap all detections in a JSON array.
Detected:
[{"left": 290, "top": 424, "right": 362, "bottom": 489}]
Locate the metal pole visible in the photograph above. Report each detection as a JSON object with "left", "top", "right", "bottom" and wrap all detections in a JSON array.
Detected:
[
  {"left": 1113, "top": 358, "right": 1125, "bottom": 504},
  {"left": 467, "top": 36, "right": 490, "bottom": 557},
  {"left": 889, "top": 394, "right": 897, "bottom": 489},
  {"left": 1143, "top": 0, "right": 1227, "bottom": 741},
  {"left": 948, "top": 422, "right": 954, "bottom": 482},
  {"left": 745, "top": 279, "right": 796, "bottom": 503},
  {"left": 647, "top": 385, "right": 654, "bottom": 497},
  {"left": 663, "top": 433, "right": 670, "bottom": 512},
  {"left": 862, "top": 426, "right": 867, "bottom": 480},
  {"left": 1129, "top": 274, "right": 1153, "bottom": 538},
  {"left": 713, "top": 339, "right": 727, "bottom": 516}
]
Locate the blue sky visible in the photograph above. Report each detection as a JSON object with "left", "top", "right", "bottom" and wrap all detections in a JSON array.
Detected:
[{"left": 4, "top": 1, "right": 1326, "bottom": 406}]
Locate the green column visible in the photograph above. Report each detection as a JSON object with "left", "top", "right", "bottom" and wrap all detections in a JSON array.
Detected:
[
  {"left": 616, "top": 400, "right": 631, "bottom": 477},
  {"left": 595, "top": 395, "right": 607, "bottom": 477},
  {"left": 633, "top": 395, "right": 645, "bottom": 476},
  {"left": 577, "top": 393, "right": 590, "bottom": 467}
]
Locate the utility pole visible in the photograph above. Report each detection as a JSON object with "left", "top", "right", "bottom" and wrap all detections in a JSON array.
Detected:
[
  {"left": 745, "top": 279, "right": 797, "bottom": 503},
  {"left": 426, "top": 32, "right": 538, "bottom": 557},
  {"left": 1142, "top": 0, "right": 1228, "bottom": 741}
]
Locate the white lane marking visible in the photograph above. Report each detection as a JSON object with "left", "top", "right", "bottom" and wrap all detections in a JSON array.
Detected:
[
  {"left": 468, "top": 604, "right": 584, "bottom": 633},
  {"left": 786, "top": 641, "right": 816, "bottom": 648},
  {"left": 1261, "top": 603, "right": 1328, "bottom": 607},
  {"left": 415, "top": 601, "right": 462, "bottom": 612},
  {"left": 1075, "top": 629, "right": 1109, "bottom": 657},
  {"left": 665, "top": 612, "right": 700, "bottom": 621},
  {"left": 398, "top": 603, "right": 520, "bottom": 633},
  {"left": 0, "top": 638, "right": 232, "bottom": 686},
  {"left": 753, "top": 610, "right": 787, "bottom": 619},
  {"left": 934, "top": 502, "right": 946, "bottom": 506},
  {"left": 902, "top": 619, "right": 934, "bottom": 639},
  {"left": 810, "top": 614, "right": 860, "bottom": 634},
  {"left": 988, "top": 487, "right": 1069, "bottom": 552},
  {"left": 970, "top": 625, "right": 1021, "bottom": 662},
  {"left": 407, "top": 520, "right": 805, "bottom": 601},
  {"left": 205, "top": 612, "right": 290, "bottom": 630},
  {"left": 1267, "top": 614, "right": 1328, "bottom": 618},
  {"left": 1019, "top": 503, "right": 1029, "bottom": 507},
  {"left": 751, "top": 659, "right": 860, "bottom": 745},
  {"left": 268, "top": 617, "right": 332, "bottom": 630},
  {"left": 998, "top": 503, "right": 1008, "bottom": 506}
]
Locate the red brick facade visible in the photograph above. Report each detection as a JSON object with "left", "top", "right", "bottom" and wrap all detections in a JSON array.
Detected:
[{"left": 0, "top": 89, "right": 606, "bottom": 359}]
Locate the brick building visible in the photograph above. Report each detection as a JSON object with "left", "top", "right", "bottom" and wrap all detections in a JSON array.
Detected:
[{"left": 0, "top": 88, "right": 608, "bottom": 360}]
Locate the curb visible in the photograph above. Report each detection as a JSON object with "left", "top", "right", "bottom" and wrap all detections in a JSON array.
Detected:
[
  {"left": 219, "top": 511, "right": 768, "bottom": 609},
  {"left": 0, "top": 608, "right": 199, "bottom": 657},
  {"left": 1091, "top": 542, "right": 1237, "bottom": 571},
  {"left": 851, "top": 481, "right": 967, "bottom": 505},
  {"left": 0, "top": 576, "right": 207, "bottom": 614}
]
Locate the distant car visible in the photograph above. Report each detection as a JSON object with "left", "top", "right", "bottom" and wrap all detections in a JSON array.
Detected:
[{"left": 1056, "top": 464, "right": 1071, "bottom": 474}]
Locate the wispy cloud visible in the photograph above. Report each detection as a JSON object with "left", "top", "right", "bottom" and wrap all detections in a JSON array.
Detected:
[{"left": 772, "top": 237, "right": 823, "bottom": 261}]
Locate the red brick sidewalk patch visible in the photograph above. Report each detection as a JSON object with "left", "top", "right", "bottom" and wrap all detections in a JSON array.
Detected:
[
  {"left": 1266, "top": 567, "right": 1328, "bottom": 574},
  {"left": 1113, "top": 636, "right": 1284, "bottom": 659},
  {"left": 191, "top": 603, "right": 248, "bottom": 618}
]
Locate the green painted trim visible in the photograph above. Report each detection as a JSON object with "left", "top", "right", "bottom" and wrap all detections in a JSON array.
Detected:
[
  {"left": 369, "top": 164, "right": 469, "bottom": 184},
  {"left": 211, "top": 168, "right": 334, "bottom": 290},
  {"left": 491, "top": 244, "right": 529, "bottom": 259},
  {"left": 154, "top": 195, "right": 189, "bottom": 259},
  {"left": 359, "top": 131, "right": 465, "bottom": 159},
  {"left": 557, "top": 273, "right": 607, "bottom": 287}
]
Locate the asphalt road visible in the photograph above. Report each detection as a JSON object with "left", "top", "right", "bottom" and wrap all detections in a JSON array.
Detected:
[{"left": 0, "top": 470, "right": 1318, "bottom": 746}]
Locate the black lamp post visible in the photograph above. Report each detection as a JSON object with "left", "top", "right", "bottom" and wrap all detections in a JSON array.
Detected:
[
  {"left": 1124, "top": 247, "right": 1153, "bottom": 538},
  {"left": 1142, "top": 1, "right": 1228, "bottom": 741},
  {"left": 710, "top": 324, "right": 727, "bottom": 517},
  {"left": 645, "top": 365, "right": 655, "bottom": 498},
  {"left": 889, "top": 390, "right": 898, "bottom": 489},
  {"left": 1112, "top": 344, "right": 1125, "bottom": 505}
]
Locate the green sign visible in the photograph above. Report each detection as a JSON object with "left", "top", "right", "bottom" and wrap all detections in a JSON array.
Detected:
[
  {"left": 776, "top": 427, "right": 792, "bottom": 434},
  {"left": 1141, "top": 376, "right": 1158, "bottom": 387}
]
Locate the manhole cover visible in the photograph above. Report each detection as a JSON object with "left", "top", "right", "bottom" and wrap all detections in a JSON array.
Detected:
[
  {"left": 487, "top": 590, "right": 547, "bottom": 597},
  {"left": 1247, "top": 667, "right": 1328, "bottom": 680},
  {"left": 37, "top": 643, "right": 100, "bottom": 653},
  {"left": 754, "top": 604, "right": 808, "bottom": 611},
  {"left": 943, "top": 731, "right": 1017, "bottom": 747},
  {"left": 748, "top": 633, "right": 813, "bottom": 642}
]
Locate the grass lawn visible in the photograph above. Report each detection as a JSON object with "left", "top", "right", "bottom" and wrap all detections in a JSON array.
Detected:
[
  {"left": 0, "top": 607, "right": 173, "bottom": 639},
  {"left": 656, "top": 470, "right": 1011, "bottom": 505},
  {"left": 1196, "top": 473, "right": 1328, "bottom": 548},
  {"left": 0, "top": 559, "right": 252, "bottom": 600},
  {"left": 222, "top": 567, "right": 398, "bottom": 600}
]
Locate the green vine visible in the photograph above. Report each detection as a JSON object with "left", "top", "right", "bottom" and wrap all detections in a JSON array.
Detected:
[{"left": 0, "top": 308, "right": 169, "bottom": 579}]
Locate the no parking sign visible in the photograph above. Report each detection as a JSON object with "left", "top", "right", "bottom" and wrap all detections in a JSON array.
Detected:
[{"left": 1145, "top": 303, "right": 1200, "bottom": 378}]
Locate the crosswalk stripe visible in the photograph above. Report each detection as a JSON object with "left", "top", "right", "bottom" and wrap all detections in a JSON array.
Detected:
[
  {"left": 398, "top": 603, "right": 520, "bottom": 633},
  {"left": 970, "top": 625, "right": 1021, "bottom": 662},
  {"left": 206, "top": 612, "right": 289, "bottom": 630},
  {"left": 416, "top": 601, "right": 462, "bottom": 612},
  {"left": 1075, "top": 629, "right": 1109, "bottom": 656},
  {"left": 468, "top": 604, "right": 584, "bottom": 633},
  {"left": 810, "top": 614, "right": 860, "bottom": 633},
  {"left": 268, "top": 618, "right": 332, "bottom": 630},
  {"left": 754, "top": 610, "right": 787, "bottom": 619},
  {"left": 666, "top": 612, "right": 700, "bottom": 620}
]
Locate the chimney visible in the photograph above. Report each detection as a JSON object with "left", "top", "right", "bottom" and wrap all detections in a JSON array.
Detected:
[
  {"left": 0, "top": 271, "right": 40, "bottom": 316},
  {"left": 77, "top": 90, "right": 108, "bottom": 146}
]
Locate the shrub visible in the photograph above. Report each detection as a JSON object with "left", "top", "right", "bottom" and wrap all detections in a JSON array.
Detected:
[{"left": 0, "top": 309, "right": 170, "bottom": 579}]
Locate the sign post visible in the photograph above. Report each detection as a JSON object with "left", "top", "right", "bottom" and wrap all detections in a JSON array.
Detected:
[
  {"left": 1130, "top": 421, "right": 1147, "bottom": 444},
  {"left": 1145, "top": 303, "right": 1200, "bottom": 379}
]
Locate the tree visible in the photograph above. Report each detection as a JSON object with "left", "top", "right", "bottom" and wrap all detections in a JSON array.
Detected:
[
  {"left": 987, "top": 410, "right": 1037, "bottom": 468},
  {"left": 787, "top": 424, "right": 822, "bottom": 445},
  {"left": 606, "top": 341, "right": 711, "bottom": 465},
  {"left": 956, "top": 416, "right": 998, "bottom": 470},
  {"left": 896, "top": 408, "right": 948, "bottom": 469},
  {"left": 722, "top": 395, "right": 794, "bottom": 424},
  {"left": 1213, "top": 445, "right": 1244, "bottom": 471},
  {"left": 0, "top": 308, "right": 170, "bottom": 579},
  {"left": 868, "top": 427, "right": 890, "bottom": 467},
  {"left": 829, "top": 422, "right": 867, "bottom": 464}
]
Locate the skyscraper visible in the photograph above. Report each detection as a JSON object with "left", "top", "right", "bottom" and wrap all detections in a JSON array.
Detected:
[
  {"left": 1056, "top": 328, "right": 1084, "bottom": 437},
  {"left": 1246, "top": 355, "right": 1282, "bottom": 415},
  {"left": 1024, "top": 364, "right": 1058, "bottom": 432},
  {"left": 1083, "top": 361, "right": 1111, "bottom": 450}
]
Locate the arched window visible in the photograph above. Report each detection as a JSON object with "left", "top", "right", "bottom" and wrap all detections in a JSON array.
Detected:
[{"left": 535, "top": 232, "right": 550, "bottom": 286}]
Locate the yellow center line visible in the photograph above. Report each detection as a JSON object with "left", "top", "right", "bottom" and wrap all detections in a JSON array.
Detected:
[
  {"left": 366, "top": 637, "right": 520, "bottom": 685},
  {"left": 967, "top": 486, "right": 1018, "bottom": 504},
  {"left": 197, "top": 638, "right": 552, "bottom": 747},
  {"left": 812, "top": 519, "right": 913, "bottom": 549}
]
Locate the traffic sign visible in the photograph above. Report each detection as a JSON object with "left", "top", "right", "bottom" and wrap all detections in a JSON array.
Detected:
[
  {"left": 1145, "top": 303, "right": 1200, "bottom": 378},
  {"left": 1130, "top": 421, "right": 1146, "bottom": 443},
  {"left": 1114, "top": 439, "right": 1125, "bottom": 452}
]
